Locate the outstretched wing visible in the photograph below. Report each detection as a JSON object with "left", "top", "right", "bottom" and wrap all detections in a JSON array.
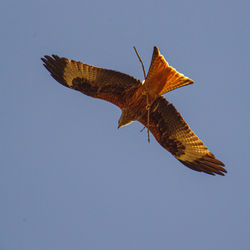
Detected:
[
  {"left": 144, "top": 47, "right": 194, "bottom": 97},
  {"left": 41, "top": 55, "right": 141, "bottom": 108},
  {"left": 139, "top": 96, "right": 226, "bottom": 176}
]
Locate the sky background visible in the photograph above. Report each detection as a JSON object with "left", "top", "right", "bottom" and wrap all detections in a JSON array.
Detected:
[{"left": 1, "top": 0, "right": 250, "bottom": 249}]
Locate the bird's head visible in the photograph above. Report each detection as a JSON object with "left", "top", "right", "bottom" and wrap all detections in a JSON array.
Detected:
[{"left": 118, "top": 109, "right": 135, "bottom": 128}]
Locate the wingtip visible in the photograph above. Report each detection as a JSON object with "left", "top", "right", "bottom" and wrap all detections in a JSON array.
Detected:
[
  {"left": 179, "top": 155, "right": 227, "bottom": 176},
  {"left": 41, "top": 54, "right": 69, "bottom": 87},
  {"left": 41, "top": 57, "right": 49, "bottom": 66}
]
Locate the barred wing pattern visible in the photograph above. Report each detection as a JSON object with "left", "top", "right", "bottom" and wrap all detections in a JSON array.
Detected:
[
  {"left": 140, "top": 96, "right": 226, "bottom": 175},
  {"left": 42, "top": 55, "right": 141, "bottom": 108}
]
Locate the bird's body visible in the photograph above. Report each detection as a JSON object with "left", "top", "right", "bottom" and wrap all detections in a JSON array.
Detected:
[{"left": 42, "top": 46, "right": 226, "bottom": 176}]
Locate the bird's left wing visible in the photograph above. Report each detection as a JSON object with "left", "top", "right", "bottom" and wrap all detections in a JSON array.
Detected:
[
  {"left": 42, "top": 55, "right": 141, "bottom": 108},
  {"left": 139, "top": 96, "right": 226, "bottom": 175}
]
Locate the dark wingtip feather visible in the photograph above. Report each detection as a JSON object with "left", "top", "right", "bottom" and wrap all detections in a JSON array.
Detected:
[
  {"left": 41, "top": 55, "right": 68, "bottom": 87},
  {"left": 179, "top": 154, "right": 226, "bottom": 176}
]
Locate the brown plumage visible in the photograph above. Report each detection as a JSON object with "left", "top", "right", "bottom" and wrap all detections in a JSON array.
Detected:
[{"left": 41, "top": 46, "right": 226, "bottom": 176}]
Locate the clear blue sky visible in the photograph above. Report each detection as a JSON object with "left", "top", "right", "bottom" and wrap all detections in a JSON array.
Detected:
[{"left": 1, "top": 0, "right": 250, "bottom": 249}]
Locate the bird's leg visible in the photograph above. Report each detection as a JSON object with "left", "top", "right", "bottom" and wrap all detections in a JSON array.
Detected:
[
  {"left": 139, "top": 95, "right": 151, "bottom": 143},
  {"left": 140, "top": 89, "right": 151, "bottom": 143},
  {"left": 134, "top": 46, "right": 150, "bottom": 142},
  {"left": 146, "top": 93, "right": 150, "bottom": 143}
]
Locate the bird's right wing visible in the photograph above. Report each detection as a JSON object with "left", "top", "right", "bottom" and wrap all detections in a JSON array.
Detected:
[
  {"left": 42, "top": 55, "right": 141, "bottom": 108},
  {"left": 139, "top": 96, "right": 226, "bottom": 175}
]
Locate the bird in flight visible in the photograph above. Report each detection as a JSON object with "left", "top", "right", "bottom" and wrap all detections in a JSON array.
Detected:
[{"left": 41, "top": 46, "right": 226, "bottom": 176}]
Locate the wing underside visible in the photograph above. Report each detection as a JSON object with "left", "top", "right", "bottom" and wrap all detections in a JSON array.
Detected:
[
  {"left": 42, "top": 55, "right": 141, "bottom": 108},
  {"left": 139, "top": 96, "right": 226, "bottom": 175}
]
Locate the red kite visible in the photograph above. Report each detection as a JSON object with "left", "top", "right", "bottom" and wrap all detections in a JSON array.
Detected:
[{"left": 42, "top": 46, "right": 226, "bottom": 176}]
